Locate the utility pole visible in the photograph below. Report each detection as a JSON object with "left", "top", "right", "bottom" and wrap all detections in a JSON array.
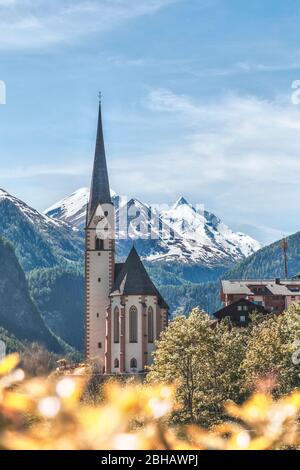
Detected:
[{"left": 281, "top": 238, "right": 288, "bottom": 279}]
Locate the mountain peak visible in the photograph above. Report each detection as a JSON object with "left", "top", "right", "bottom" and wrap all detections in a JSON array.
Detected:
[
  {"left": 173, "top": 196, "right": 192, "bottom": 209},
  {"left": 127, "top": 198, "right": 149, "bottom": 209},
  {"left": 45, "top": 187, "right": 261, "bottom": 265}
]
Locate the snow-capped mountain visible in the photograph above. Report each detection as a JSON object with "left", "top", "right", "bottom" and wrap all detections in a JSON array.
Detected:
[
  {"left": 45, "top": 188, "right": 261, "bottom": 267},
  {"left": 160, "top": 197, "right": 261, "bottom": 261},
  {"left": 0, "top": 189, "right": 84, "bottom": 271},
  {"left": 45, "top": 187, "right": 124, "bottom": 229},
  {"left": 45, "top": 187, "right": 89, "bottom": 228}
]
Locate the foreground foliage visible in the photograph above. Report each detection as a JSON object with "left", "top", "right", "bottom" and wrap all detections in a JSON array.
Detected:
[
  {"left": 0, "top": 354, "right": 300, "bottom": 450},
  {"left": 148, "top": 306, "right": 300, "bottom": 426}
]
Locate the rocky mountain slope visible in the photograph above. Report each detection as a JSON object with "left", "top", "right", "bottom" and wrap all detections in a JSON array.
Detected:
[
  {"left": 0, "top": 189, "right": 83, "bottom": 272},
  {"left": 45, "top": 188, "right": 261, "bottom": 268}
]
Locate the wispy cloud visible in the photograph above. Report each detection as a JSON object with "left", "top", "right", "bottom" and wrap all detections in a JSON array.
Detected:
[
  {"left": 0, "top": 0, "right": 179, "bottom": 49},
  {"left": 0, "top": 163, "right": 90, "bottom": 178},
  {"left": 190, "top": 61, "right": 300, "bottom": 78},
  {"left": 147, "top": 88, "right": 300, "bottom": 186},
  {"left": 109, "top": 88, "right": 300, "bottom": 238}
]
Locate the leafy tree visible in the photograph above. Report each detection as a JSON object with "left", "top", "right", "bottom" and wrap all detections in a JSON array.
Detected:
[
  {"left": 20, "top": 343, "right": 58, "bottom": 377},
  {"left": 241, "top": 306, "right": 300, "bottom": 396},
  {"left": 148, "top": 304, "right": 300, "bottom": 427},
  {"left": 147, "top": 309, "right": 247, "bottom": 426}
]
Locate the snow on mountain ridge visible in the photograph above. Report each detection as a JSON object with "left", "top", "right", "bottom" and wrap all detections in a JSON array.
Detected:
[
  {"left": 44, "top": 189, "right": 261, "bottom": 266},
  {"left": 0, "top": 188, "right": 84, "bottom": 271},
  {"left": 45, "top": 187, "right": 89, "bottom": 228},
  {"left": 172, "top": 196, "right": 195, "bottom": 210},
  {"left": 0, "top": 188, "right": 69, "bottom": 229},
  {"left": 45, "top": 187, "right": 120, "bottom": 228},
  {"left": 161, "top": 199, "right": 261, "bottom": 259}
]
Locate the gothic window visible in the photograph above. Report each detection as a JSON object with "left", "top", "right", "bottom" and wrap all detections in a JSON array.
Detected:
[
  {"left": 148, "top": 307, "right": 154, "bottom": 343},
  {"left": 114, "top": 358, "right": 119, "bottom": 368},
  {"left": 95, "top": 238, "right": 104, "bottom": 251},
  {"left": 114, "top": 307, "right": 120, "bottom": 343},
  {"left": 129, "top": 306, "right": 138, "bottom": 343},
  {"left": 130, "top": 358, "right": 137, "bottom": 369}
]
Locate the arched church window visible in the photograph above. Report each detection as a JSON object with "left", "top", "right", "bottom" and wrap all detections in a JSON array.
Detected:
[
  {"left": 130, "top": 358, "right": 137, "bottom": 369},
  {"left": 148, "top": 307, "right": 154, "bottom": 343},
  {"left": 95, "top": 238, "right": 104, "bottom": 251},
  {"left": 129, "top": 306, "right": 138, "bottom": 343},
  {"left": 114, "top": 358, "right": 119, "bottom": 368},
  {"left": 114, "top": 307, "right": 120, "bottom": 343}
]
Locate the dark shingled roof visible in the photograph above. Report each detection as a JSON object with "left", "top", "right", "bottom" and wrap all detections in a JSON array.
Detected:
[
  {"left": 114, "top": 263, "right": 125, "bottom": 280},
  {"left": 214, "top": 298, "right": 268, "bottom": 320},
  {"left": 87, "top": 102, "right": 111, "bottom": 224},
  {"left": 111, "top": 246, "right": 168, "bottom": 309}
]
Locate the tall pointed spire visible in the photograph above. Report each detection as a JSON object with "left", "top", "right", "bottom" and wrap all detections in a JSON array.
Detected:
[{"left": 87, "top": 97, "right": 111, "bottom": 224}]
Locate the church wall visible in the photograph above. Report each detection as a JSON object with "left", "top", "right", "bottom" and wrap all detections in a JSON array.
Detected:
[
  {"left": 86, "top": 247, "right": 111, "bottom": 364},
  {"left": 125, "top": 295, "right": 143, "bottom": 372},
  {"left": 109, "top": 295, "right": 166, "bottom": 373},
  {"left": 146, "top": 296, "right": 157, "bottom": 367},
  {"left": 85, "top": 204, "right": 115, "bottom": 367},
  {"left": 111, "top": 296, "right": 122, "bottom": 373}
]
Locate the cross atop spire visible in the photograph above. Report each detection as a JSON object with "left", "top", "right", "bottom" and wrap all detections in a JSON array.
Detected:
[{"left": 87, "top": 98, "right": 111, "bottom": 224}]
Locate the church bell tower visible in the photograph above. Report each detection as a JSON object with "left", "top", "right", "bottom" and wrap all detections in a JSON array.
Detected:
[{"left": 85, "top": 100, "right": 115, "bottom": 366}]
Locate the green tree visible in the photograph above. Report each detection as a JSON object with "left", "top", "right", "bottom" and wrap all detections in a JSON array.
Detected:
[
  {"left": 241, "top": 305, "right": 300, "bottom": 396},
  {"left": 148, "top": 304, "right": 300, "bottom": 427},
  {"left": 147, "top": 309, "right": 247, "bottom": 426}
]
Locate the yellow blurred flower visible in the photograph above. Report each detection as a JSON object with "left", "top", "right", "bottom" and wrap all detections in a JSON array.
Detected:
[{"left": 0, "top": 354, "right": 299, "bottom": 450}]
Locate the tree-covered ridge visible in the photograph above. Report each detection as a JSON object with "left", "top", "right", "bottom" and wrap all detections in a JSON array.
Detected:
[
  {"left": 0, "top": 195, "right": 83, "bottom": 272},
  {"left": 0, "top": 237, "right": 62, "bottom": 352},
  {"left": 146, "top": 262, "right": 224, "bottom": 315},
  {"left": 28, "top": 266, "right": 84, "bottom": 351},
  {"left": 0, "top": 327, "right": 26, "bottom": 354},
  {"left": 225, "top": 231, "right": 300, "bottom": 280},
  {"left": 158, "top": 282, "right": 221, "bottom": 316}
]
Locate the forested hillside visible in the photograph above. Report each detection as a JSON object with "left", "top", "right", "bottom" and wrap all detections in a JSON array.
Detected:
[
  {"left": 0, "top": 238, "right": 62, "bottom": 352},
  {"left": 225, "top": 231, "right": 300, "bottom": 280},
  {"left": 159, "top": 282, "right": 221, "bottom": 316},
  {"left": 0, "top": 327, "right": 26, "bottom": 354},
  {"left": 0, "top": 190, "right": 83, "bottom": 272},
  {"left": 28, "top": 266, "right": 84, "bottom": 350}
]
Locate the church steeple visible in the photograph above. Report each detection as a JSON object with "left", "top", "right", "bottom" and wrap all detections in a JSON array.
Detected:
[{"left": 87, "top": 98, "right": 111, "bottom": 224}]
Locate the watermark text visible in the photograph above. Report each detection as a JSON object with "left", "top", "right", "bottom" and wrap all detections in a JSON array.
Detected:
[{"left": 0, "top": 80, "right": 6, "bottom": 105}]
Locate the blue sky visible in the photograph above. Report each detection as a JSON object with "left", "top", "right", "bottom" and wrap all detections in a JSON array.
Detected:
[{"left": 1, "top": 0, "right": 300, "bottom": 244}]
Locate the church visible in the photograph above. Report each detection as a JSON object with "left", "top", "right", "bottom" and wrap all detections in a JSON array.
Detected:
[{"left": 85, "top": 102, "right": 169, "bottom": 374}]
